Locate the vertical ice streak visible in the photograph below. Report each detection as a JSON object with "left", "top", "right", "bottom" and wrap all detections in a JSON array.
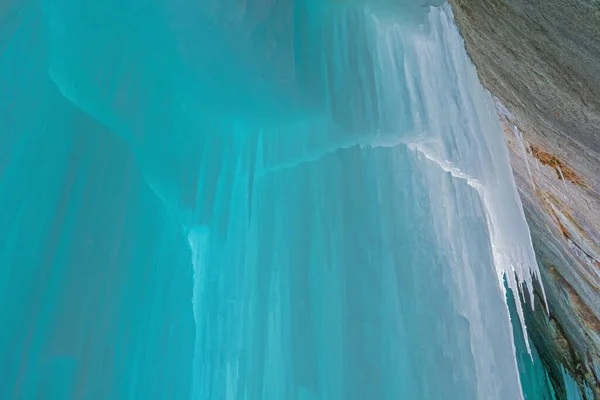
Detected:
[
  {"left": 0, "top": 1, "right": 548, "bottom": 399},
  {"left": 556, "top": 164, "right": 570, "bottom": 198},
  {"left": 513, "top": 125, "right": 536, "bottom": 191}
]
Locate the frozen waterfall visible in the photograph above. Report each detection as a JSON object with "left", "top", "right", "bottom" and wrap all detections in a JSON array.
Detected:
[{"left": 0, "top": 0, "right": 551, "bottom": 399}]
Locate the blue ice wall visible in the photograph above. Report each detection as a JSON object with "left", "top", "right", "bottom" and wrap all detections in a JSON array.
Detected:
[
  {"left": 0, "top": 9, "right": 194, "bottom": 397},
  {"left": 1, "top": 1, "right": 551, "bottom": 399}
]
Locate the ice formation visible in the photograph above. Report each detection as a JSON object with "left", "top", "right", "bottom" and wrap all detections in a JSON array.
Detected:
[
  {"left": 0, "top": 0, "right": 552, "bottom": 398},
  {"left": 512, "top": 125, "right": 536, "bottom": 191}
]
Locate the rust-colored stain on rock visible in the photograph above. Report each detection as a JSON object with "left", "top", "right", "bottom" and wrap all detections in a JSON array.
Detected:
[
  {"left": 548, "top": 264, "right": 600, "bottom": 335},
  {"left": 540, "top": 191, "right": 583, "bottom": 241},
  {"left": 529, "top": 145, "right": 587, "bottom": 188}
]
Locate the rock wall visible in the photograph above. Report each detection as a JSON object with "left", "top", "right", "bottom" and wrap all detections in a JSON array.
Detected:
[{"left": 449, "top": 0, "right": 600, "bottom": 396}]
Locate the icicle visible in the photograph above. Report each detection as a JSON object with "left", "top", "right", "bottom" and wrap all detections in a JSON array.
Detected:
[
  {"left": 512, "top": 126, "right": 536, "bottom": 191},
  {"left": 556, "top": 165, "right": 570, "bottom": 200}
]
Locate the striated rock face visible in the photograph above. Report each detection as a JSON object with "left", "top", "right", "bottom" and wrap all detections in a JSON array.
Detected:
[{"left": 449, "top": 0, "right": 600, "bottom": 396}]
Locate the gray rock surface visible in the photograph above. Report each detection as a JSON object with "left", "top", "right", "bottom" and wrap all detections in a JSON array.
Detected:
[{"left": 449, "top": 0, "right": 600, "bottom": 397}]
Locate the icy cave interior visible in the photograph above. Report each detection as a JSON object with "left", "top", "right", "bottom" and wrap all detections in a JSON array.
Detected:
[{"left": 0, "top": 0, "right": 590, "bottom": 399}]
